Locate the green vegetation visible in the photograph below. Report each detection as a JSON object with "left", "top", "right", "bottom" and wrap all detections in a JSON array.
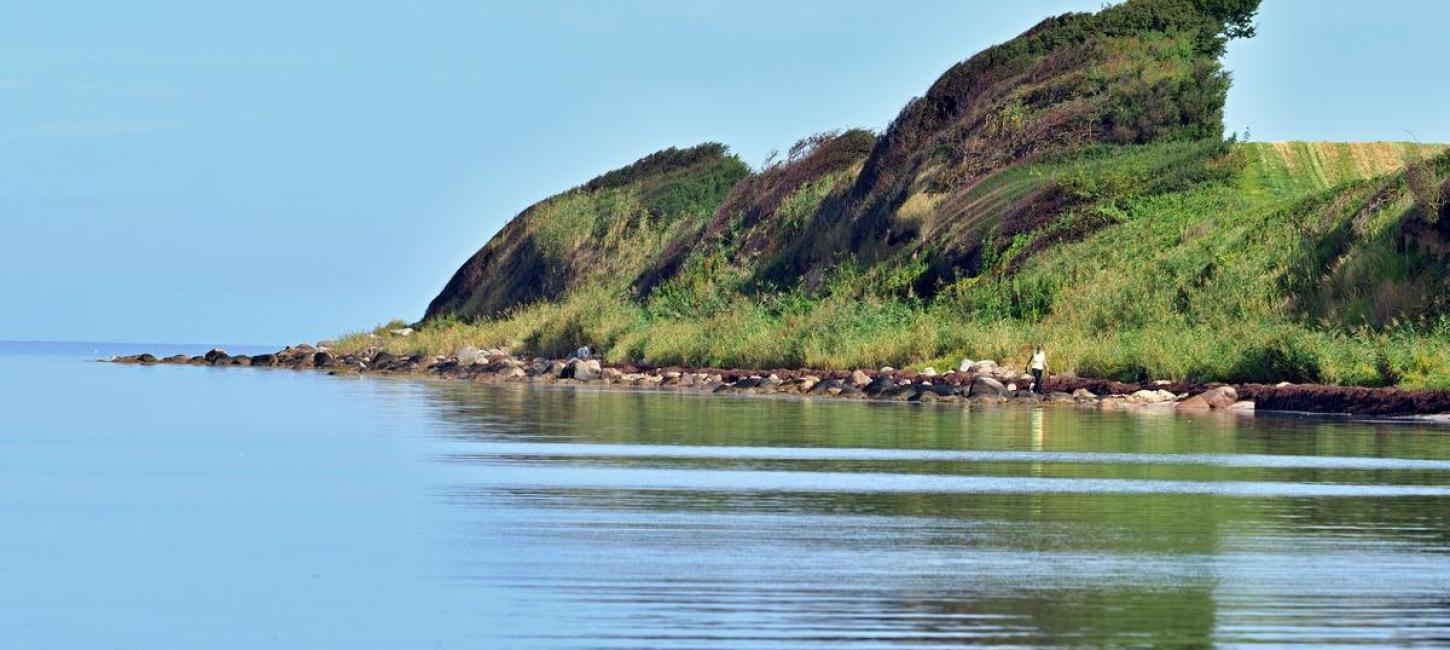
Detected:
[
  {"left": 363, "top": 0, "right": 1450, "bottom": 389},
  {"left": 344, "top": 141, "right": 1450, "bottom": 388}
]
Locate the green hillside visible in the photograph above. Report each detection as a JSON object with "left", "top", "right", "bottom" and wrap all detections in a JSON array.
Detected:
[{"left": 354, "top": 0, "right": 1450, "bottom": 388}]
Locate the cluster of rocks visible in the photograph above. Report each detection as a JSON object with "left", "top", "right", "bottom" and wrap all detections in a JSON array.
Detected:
[{"left": 112, "top": 345, "right": 1254, "bottom": 414}]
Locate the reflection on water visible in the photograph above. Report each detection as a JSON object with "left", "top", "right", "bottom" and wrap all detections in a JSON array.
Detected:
[
  {"left": 4, "top": 354, "right": 1450, "bottom": 648},
  {"left": 418, "top": 383, "right": 1450, "bottom": 648}
]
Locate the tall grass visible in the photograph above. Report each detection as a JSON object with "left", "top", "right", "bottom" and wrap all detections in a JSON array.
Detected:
[{"left": 344, "top": 145, "right": 1450, "bottom": 389}]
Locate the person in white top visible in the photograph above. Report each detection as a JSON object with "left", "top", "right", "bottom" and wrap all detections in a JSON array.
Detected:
[{"left": 1028, "top": 345, "right": 1048, "bottom": 395}]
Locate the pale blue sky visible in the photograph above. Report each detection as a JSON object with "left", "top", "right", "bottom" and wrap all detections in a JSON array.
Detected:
[{"left": 2, "top": 0, "right": 1447, "bottom": 345}]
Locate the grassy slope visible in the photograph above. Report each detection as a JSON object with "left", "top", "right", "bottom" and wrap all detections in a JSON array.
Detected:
[
  {"left": 339, "top": 141, "right": 1450, "bottom": 388},
  {"left": 353, "top": 1, "right": 1450, "bottom": 388}
]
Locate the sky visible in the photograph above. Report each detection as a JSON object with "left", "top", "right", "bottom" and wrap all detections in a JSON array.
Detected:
[{"left": 2, "top": 0, "right": 1448, "bottom": 346}]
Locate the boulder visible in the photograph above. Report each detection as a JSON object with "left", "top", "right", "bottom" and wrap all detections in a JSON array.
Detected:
[
  {"left": 204, "top": 348, "right": 229, "bottom": 363},
  {"left": 456, "top": 346, "right": 483, "bottom": 366},
  {"left": 231, "top": 355, "right": 252, "bottom": 366},
  {"left": 809, "top": 378, "right": 846, "bottom": 395},
  {"left": 1175, "top": 395, "right": 1211, "bottom": 411},
  {"left": 969, "top": 376, "right": 1009, "bottom": 398},
  {"left": 958, "top": 358, "right": 975, "bottom": 373},
  {"left": 390, "top": 327, "right": 414, "bottom": 337},
  {"left": 921, "top": 367, "right": 938, "bottom": 377},
  {"left": 863, "top": 376, "right": 896, "bottom": 397},
  {"left": 925, "top": 383, "right": 958, "bottom": 397},
  {"left": 499, "top": 366, "right": 527, "bottom": 380},
  {"left": 1200, "top": 386, "right": 1238, "bottom": 409},
  {"left": 879, "top": 366, "right": 895, "bottom": 372},
  {"left": 570, "top": 359, "right": 602, "bottom": 381},
  {"left": 849, "top": 370, "right": 871, "bottom": 388},
  {"left": 968, "top": 360, "right": 998, "bottom": 374},
  {"left": 1071, "top": 388, "right": 1096, "bottom": 399},
  {"left": 1128, "top": 389, "right": 1175, "bottom": 404},
  {"left": 314, "top": 351, "right": 335, "bottom": 367},
  {"left": 251, "top": 354, "right": 276, "bottom": 366},
  {"left": 575, "top": 345, "right": 592, "bottom": 359}
]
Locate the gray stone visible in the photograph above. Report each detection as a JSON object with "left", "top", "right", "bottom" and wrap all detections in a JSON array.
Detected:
[
  {"left": 456, "top": 346, "right": 483, "bottom": 366},
  {"left": 1129, "top": 389, "right": 1176, "bottom": 404},
  {"left": 969, "top": 375, "right": 1009, "bottom": 398},
  {"left": 968, "top": 360, "right": 998, "bottom": 374},
  {"left": 571, "top": 359, "right": 602, "bottom": 381},
  {"left": 809, "top": 378, "right": 846, "bottom": 395},
  {"left": 863, "top": 376, "right": 896, "bottom": 397}
]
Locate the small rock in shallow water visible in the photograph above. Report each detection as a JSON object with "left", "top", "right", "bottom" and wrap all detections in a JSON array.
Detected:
[
  {"left": 809, "top": 378, "right": 845, "bottom": 395},
  {"left": 1175, "top": 395, "right": 1211, "bottom": 411},
  {"left": 1200, "top": 386, "right": 1238, "bottom": 409}
]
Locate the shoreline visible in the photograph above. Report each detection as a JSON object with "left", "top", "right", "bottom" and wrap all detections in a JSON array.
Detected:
[{"left": 108, "top": 344, "right": 1450, "bottom": 422}]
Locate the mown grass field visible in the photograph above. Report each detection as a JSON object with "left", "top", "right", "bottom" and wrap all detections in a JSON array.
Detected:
[{"left": 336, "top": 141, "right": 1450, "bottom": 389}]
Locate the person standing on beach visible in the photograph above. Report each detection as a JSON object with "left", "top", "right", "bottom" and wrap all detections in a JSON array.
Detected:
[{"left": 1029, "top": 345, "right": 1048, "bottom": 394}]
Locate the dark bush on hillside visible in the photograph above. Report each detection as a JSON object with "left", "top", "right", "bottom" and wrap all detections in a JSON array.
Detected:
[
  {"left": 583, "top": 143, "right": 733, "bottom": 192},
  {"left": 1405, "top": 156, "right": 1444, "bottom": 224},
  {"left": 1103, "top": 60, "right": 1230, "bottom": 143}
]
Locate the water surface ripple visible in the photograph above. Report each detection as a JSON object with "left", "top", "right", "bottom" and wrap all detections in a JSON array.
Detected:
[{"left": 4, "top": 351, "right": 1450, "bottom": 648}]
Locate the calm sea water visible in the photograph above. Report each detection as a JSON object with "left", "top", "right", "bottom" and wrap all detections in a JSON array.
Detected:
[{"left": 3, "top": 342, "right": 1449, "bottom": 648}]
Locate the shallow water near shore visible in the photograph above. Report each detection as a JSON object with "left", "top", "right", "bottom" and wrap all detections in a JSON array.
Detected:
[{"left": 4, "top": 342, "right": 1450, "bottom": 648}]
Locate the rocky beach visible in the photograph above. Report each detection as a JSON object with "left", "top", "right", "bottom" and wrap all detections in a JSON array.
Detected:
[{"left": 111, "top": 339, "right": 1450, "bottom": 421}]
